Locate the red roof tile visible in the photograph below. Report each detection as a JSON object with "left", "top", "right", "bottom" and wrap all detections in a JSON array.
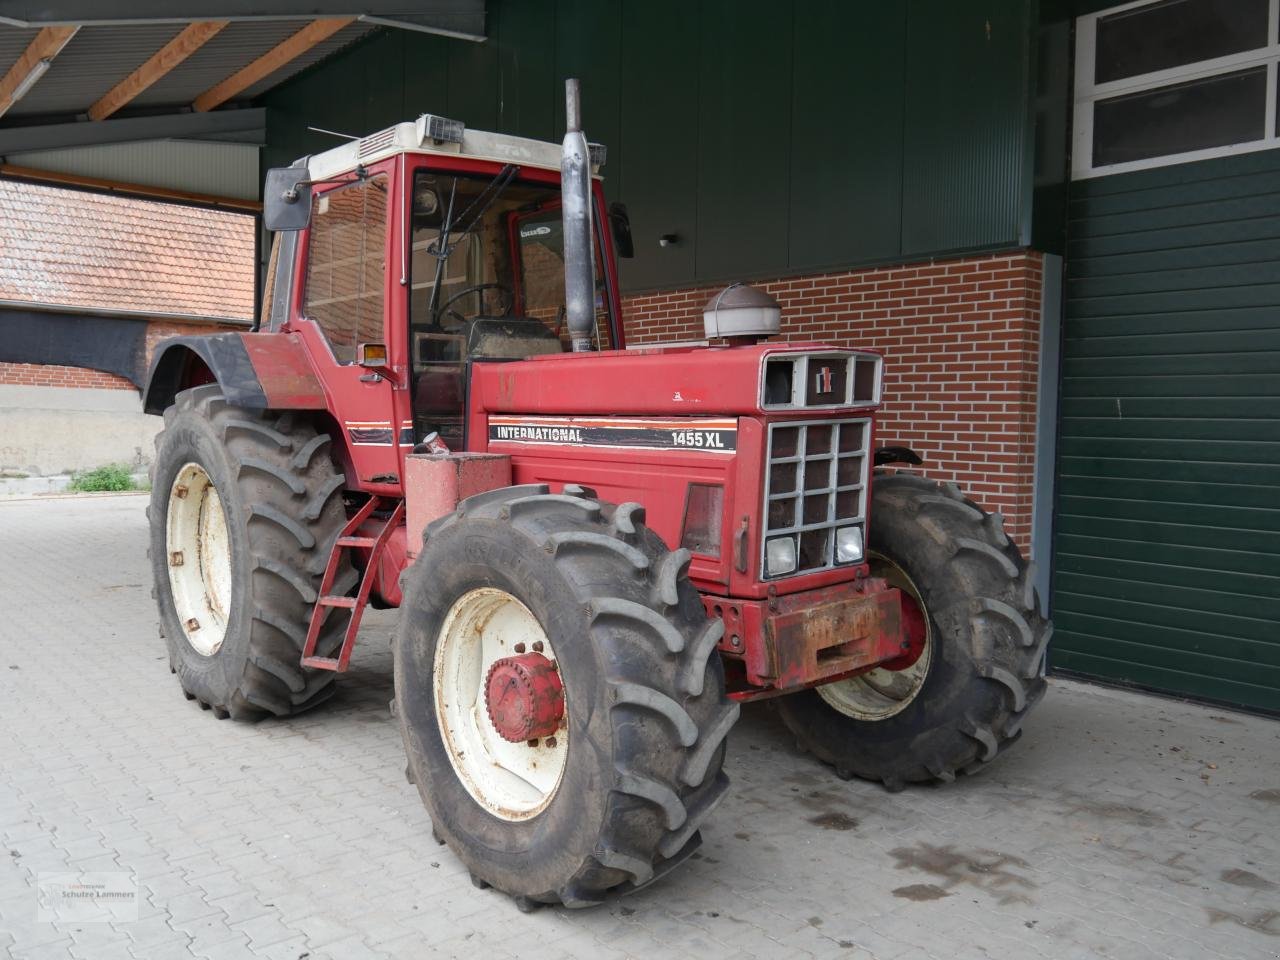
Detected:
[{"left": 0, "top": 179, "right": 255, "bottom": 322}]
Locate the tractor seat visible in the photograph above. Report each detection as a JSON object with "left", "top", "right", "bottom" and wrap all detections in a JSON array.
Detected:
[{"left": 465, "top": 316, "right": 565, "bottom": 359}]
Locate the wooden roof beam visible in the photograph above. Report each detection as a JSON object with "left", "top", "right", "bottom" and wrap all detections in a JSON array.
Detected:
[
  {"left": 0, "top": 25, "right": 79, "bottom": 119},
  {"left": 88, "top": 20, "right": 230, "bottom": 122},
  {"left": 192, "top": 17, "right": 353, "bottom": 113}
]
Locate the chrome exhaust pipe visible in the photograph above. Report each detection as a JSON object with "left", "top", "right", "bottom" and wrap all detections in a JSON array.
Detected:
[{"left": 561, "top": 78, "right": 595, "bottom": 352}]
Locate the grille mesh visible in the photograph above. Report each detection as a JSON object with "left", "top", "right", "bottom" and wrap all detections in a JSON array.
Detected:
[{"left": 762, "top": 418, "right": 870, "bottom": 578}]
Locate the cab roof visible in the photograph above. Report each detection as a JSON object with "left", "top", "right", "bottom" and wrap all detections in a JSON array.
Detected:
[{"left": 305, "top": 117, "right": 603, "bottom": 181}]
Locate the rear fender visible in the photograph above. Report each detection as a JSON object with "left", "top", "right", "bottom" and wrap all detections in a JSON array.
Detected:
[{"left": 143, "top": 332, "right": 327, "bottom": 415}]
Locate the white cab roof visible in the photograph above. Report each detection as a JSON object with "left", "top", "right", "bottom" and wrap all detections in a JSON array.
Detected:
[{"left": 306, "top": 119, "right": 598, "bottom": 180}]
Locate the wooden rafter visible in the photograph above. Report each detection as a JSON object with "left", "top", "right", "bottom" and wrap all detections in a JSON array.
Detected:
[
  {"left": 192, "top": 18, "right": 353, "bottom": 113},
  {"left": 0, "top": 25, "right": 79, "bottom": 118},
  {"left": 88, "top": 20, "right": 230, "bottom": 122}
]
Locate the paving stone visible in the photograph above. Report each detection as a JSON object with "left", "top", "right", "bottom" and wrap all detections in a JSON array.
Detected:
[{"left": 3, "top": 495, "right": 1280, "bottom": 960}]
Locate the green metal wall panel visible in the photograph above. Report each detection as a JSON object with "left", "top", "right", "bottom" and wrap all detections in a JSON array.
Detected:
[
  {"left": 259, "top": 0, "right": 1036, "bottom": 292},
  {"left": 617, "top": 0, "right": 699, "bottom": 289},
  {"left": 788, "top": 0, "right": 905, "bottom": 269},
  {"left": 695, "top": 0, "right": 793, "bottom": 281},
  {"left": 1053, "top": 150, "right": 1280, "bottom": 713},
  {"left": 902, "top": 0, "right": 1034, "bottom": 255}
]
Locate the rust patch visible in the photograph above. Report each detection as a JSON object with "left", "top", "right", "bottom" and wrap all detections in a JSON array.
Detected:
[
  {"left": 889, "top": 843, "right": 1035, "bottom": 906},
  {"left": 1221, "top": 868, "right": 1276, "bottom": 890},
  {"left": 893, "top": 883, "right": 950, "bottom": 902},
  {"left": 809, "top": 812, "right": 858, "bottom": 831}
]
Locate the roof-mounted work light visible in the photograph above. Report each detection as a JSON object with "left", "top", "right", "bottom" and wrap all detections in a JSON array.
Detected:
[{"left": 417, "top": 114, "right": 465, "bottom": 146}]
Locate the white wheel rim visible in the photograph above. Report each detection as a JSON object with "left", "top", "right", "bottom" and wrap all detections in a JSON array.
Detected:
[
  {"left": 166, "top": 462, "right": 233, "bottom": 657},
  {"left": 433, "top": 588, "right": 568, "bottom": 821},
  {"left": 817, "top": 553, "right": 933, "bottom": 721}
]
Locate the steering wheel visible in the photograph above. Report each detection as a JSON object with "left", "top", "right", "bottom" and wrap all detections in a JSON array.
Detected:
[{"left": 436, "top": 282, "right": 514, "bottom": 331}]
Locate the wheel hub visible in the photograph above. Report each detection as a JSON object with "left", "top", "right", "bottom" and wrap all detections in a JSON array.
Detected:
[
  {"left": 166, "top": 461, "right": 232, "bottom": 657},
  {"left": 816, "top": 552, "right": 934, "bottom": 721},
  {"left": 484, "top": 653, "right": 564, "bottom": 742}
]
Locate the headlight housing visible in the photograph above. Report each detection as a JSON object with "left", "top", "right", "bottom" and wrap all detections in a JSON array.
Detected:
[
  {"left": 765, "top": 536, "right": 798, "bottom": 577},
  {"left": 835, "top": 526, "right": 864, "bottom": 564}
]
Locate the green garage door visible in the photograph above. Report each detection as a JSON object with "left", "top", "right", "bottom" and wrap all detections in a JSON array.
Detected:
[{"left": 1053, "top": 149, "right": 1280, "bottom": 713}]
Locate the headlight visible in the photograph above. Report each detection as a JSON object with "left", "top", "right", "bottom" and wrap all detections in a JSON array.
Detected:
[
  {"left": 765, "top": 536, "right": 797, "bottom": 577},
  {"left": 835, "top": 526, "right": 864, "bottom": 564}
]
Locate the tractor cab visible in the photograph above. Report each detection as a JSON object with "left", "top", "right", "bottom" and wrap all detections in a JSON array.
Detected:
[{"left": 259, "top": 117, "right": 624, "bottom": 467}]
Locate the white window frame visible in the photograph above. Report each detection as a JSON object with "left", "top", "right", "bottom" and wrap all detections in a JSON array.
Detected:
[{"left": 1073, "top": 0, "right": 1280, "bottom": 179}]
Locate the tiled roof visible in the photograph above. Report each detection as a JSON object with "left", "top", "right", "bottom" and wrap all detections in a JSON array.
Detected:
[{"left": 0, "top": 179, "right": 255, "bottom": 322}]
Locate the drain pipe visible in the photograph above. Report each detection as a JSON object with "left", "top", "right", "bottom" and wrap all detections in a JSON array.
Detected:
[{"left": 561, "top": 78, "right": 595, "bottom": 353}]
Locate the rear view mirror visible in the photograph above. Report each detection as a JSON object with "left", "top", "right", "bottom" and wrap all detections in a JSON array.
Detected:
[
  {"left": 609, "top": 201, "right": 634, "bottom": 259},
  {"left": 263, "top": 166, "right": 313, "bottom": 232}
]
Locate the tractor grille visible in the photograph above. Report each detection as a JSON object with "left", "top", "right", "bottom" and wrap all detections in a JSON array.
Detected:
[{"left": 762, "top": 418, "right": 870, "bottom": 579}]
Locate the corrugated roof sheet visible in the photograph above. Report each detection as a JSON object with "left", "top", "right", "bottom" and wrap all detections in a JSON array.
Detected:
[
  {"left": 2, "top": 20, "right": 376, "bottom": 119},
  {"left": 0, "top": 179, "right": 254, "bottom": 320}
]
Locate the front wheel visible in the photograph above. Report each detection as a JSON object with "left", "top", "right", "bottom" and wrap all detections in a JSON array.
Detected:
[
  {"left": 149, "top": 385, "right": 354, "bottom": 720},
  {"left": 775, "top": 472, "right": 1050, "bottom": 789},
  {"left": 394, "top": 485, "right": 739, "bottom": 909}
]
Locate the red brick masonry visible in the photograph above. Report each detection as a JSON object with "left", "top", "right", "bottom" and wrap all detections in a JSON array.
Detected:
[{"left": 623, "top": 251, "right": 1044, "bottom": 551}]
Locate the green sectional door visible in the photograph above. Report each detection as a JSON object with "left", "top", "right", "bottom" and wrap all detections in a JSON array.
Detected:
[{"left": 1053, "top": 149, "right": 1280, "bottom": 713}]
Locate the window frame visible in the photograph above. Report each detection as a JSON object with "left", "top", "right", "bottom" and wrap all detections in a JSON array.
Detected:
[{"left": 1073, "top": 0, "right": 1280, "bottom": 179}]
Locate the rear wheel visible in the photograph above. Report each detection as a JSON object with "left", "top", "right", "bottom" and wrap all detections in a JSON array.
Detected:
[
  {"left": 394, "top": 484, "right": 739, "bottom": 908},
  {"left": 775, "top": 472, "right": 1050, "bottom": 789},
  {"left": 149, "top": 384, "right": 353, "bottom": 720}
]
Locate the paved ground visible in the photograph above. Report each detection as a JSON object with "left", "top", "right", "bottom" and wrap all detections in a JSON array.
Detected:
[{"left": 1, "top": 494, "right": 1277, "bottom": 960}]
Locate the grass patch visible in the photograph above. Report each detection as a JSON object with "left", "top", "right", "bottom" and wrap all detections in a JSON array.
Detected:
[{"left": 68, "top": 464, "right": 141, "bottom": 493}]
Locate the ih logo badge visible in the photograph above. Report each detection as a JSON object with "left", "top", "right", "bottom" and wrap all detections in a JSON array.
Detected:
[{"left": 815, "top": 366, "right": 834, "bottom": 395}]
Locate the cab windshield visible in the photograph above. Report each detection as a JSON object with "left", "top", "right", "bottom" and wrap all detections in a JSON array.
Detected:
[{"left": 409, "top": 167, "right": 613, "bottom": 445}]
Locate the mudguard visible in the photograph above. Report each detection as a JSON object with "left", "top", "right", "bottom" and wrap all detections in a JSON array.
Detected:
[
  {"left": 873, "top": 445, "right": 924, "bottom": 467},
  {"left": 143, "top": 332, "right": 326, "bottom": 415}
]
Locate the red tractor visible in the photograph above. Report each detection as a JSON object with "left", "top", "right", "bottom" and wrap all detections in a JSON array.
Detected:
[{"left": 144, "top": 81, "right": 1048, "bottom": 911}]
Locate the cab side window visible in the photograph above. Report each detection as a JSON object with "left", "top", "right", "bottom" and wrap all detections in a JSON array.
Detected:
[{"left": 304, "top": 175, "right": 388, "bottom": 363}]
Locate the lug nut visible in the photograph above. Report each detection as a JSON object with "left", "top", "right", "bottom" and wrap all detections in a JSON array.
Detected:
[
  {"left": 532, "top": 641, "right": 544, "bottom": 652},
  {"left": 527, "top": 738, "right": 539, "bottom": 747},
  {"left": 514, "top": 642, "right": 526, "bottom": 654},
  {"left": 185, "top": 617, "right": 200, "bottom": 631},
  {"left": 170, "top": 551, "right": 184, "bottom": 567},
  {"left": 174, "top": 485, "right": 189, "bottom": 499},
  {"left": 545, "top": 736, "right": 557, "bottom": 748}
]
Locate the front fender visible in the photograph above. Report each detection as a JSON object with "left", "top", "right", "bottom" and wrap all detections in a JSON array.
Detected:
[{"left": 143, "top": 333, "right": 326, "bottom": 414}]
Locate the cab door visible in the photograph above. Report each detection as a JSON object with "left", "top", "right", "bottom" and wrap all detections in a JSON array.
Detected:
[{"left": 290, "top": 162, "right": 405, "bottom": 493}]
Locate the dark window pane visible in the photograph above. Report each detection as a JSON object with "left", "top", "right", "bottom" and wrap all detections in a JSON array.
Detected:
[
  {"left": 1093, "top": 67, "right": 1266, "bottom": 167},
  {"left": 1096, "top": 0, "right": 1268, "bottom": 84},
  {"left": 772, "top": 426, "right": 799, "bottom": 458}
]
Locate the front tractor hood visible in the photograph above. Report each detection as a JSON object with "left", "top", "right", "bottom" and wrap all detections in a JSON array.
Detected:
[{"left": 470, "top": 343, "right": 877, "bottom": 418}]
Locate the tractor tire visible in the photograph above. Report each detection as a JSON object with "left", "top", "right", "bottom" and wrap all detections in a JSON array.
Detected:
[
  {"left": 148, "top": 384, "right": 354, "bottom": 721},
  {"left": 775, "top": 471, "right": 1050, "bottom": 789},
  {"left": 394, "top": 484, "right": 739, "bottom": 909}
]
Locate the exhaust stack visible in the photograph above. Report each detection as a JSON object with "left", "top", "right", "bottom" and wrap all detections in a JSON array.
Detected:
[{"left": 561, "top": 78, "right": 595, "bottom": 353}]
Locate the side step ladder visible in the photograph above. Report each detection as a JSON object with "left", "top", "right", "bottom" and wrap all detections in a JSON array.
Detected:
[{"left": 301, "top": 495, "right": 404, "bottom": 672}]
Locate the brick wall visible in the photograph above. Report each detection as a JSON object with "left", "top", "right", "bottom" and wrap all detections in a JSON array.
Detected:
[
  {"left": 0, "top": 319, "right": 239, "bottom": 392},
  {"left": 623, "top": 251, "right": 1044, "bottom": 551},
  {"left": 0, "top": 363, "right": 135, "bottom": 389}
]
